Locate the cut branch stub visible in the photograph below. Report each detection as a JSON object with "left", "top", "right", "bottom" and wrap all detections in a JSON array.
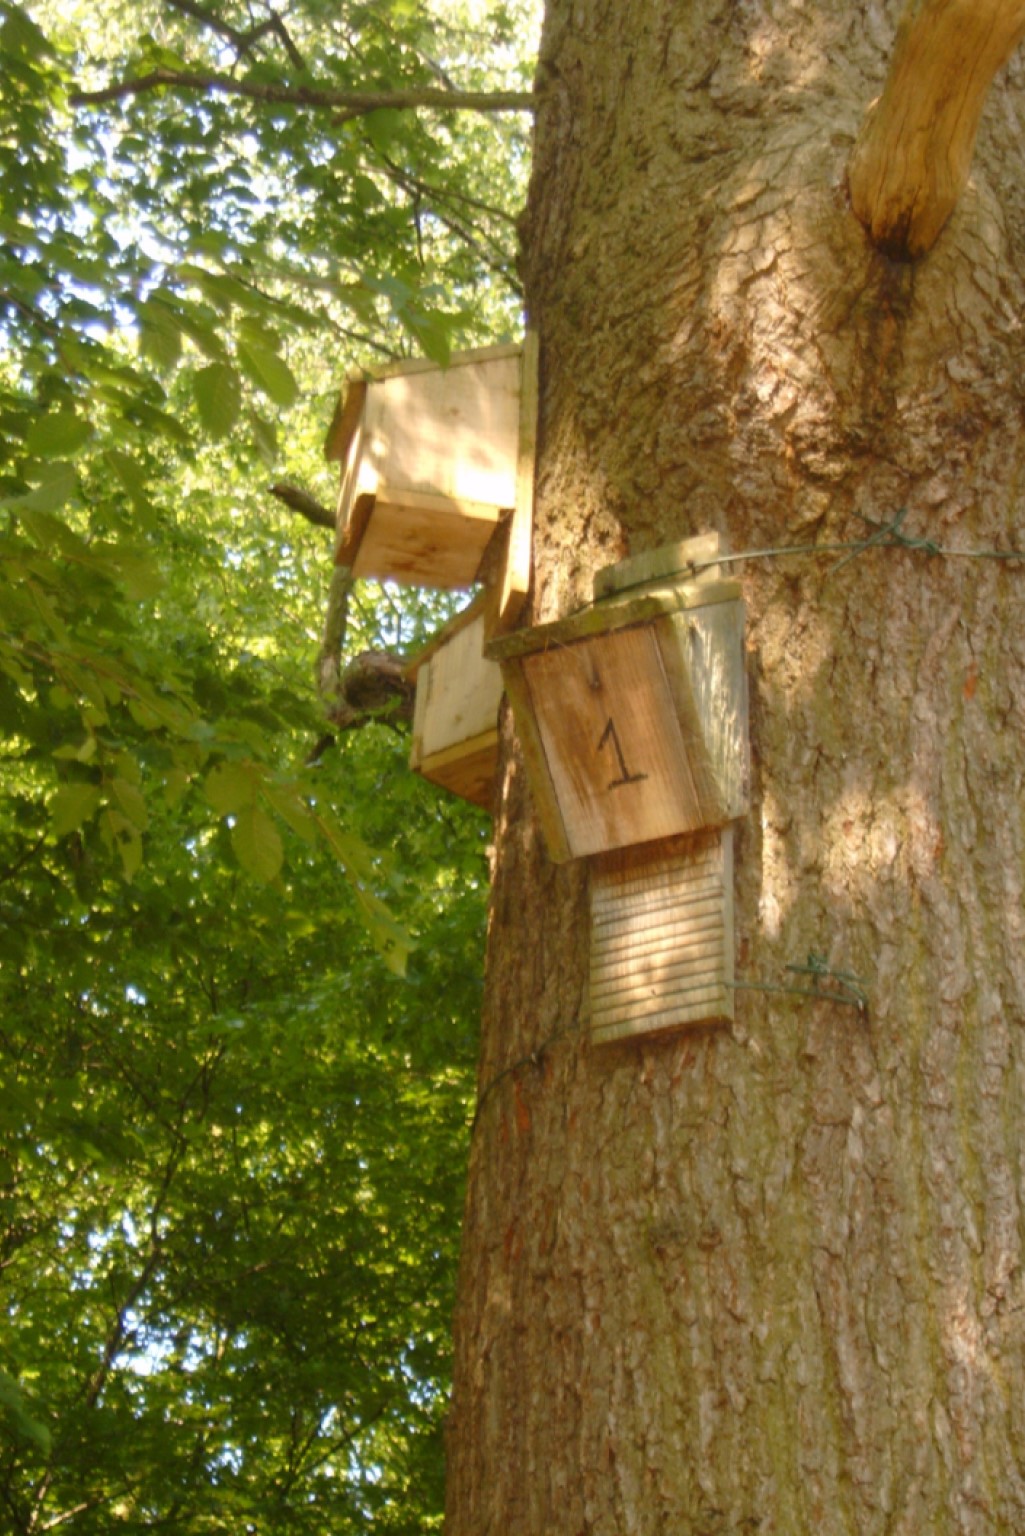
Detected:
[{"left": 848, "top": 0, "right": 1025, "bottom": 259}]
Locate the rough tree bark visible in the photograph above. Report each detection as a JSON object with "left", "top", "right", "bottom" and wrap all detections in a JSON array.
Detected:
[{"left": 447, "top": 1, "right": 1025, "bottom": 1532}]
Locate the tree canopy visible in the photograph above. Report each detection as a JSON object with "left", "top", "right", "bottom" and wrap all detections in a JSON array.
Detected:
[{"left": 0, "top": 0, "right": 537, "bottom": 1528}]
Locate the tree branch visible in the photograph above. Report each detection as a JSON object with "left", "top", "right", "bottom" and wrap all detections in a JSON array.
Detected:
[
  {"left": 69, "top": 68, "right": 535, "bottom": 119},
  {"left": 268, "top": 481, "right": 335, "bottom": 529},
  {"left": 163, "top": 0, "right": 307, "bottom": 71},
  {"left": 848, "top": 0, "right": 1025, "bottom": 258}
]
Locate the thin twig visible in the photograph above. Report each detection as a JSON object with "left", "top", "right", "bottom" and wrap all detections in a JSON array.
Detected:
[{"left": 164, "top": 0, "right": 306, "bottom": 70}]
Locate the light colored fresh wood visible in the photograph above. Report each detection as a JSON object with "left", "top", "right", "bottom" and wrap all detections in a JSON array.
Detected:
[
  {"left": 404, "top": 591, "right": 491, "bottom": 677},
  {"left": 409, "top": 608, "right": 504, "bottom": 765},
  {"left": 415, "top": 731, "right": 500, "bottom": 809},
  {"left": 332, "top": 345, "right": 525, "bottom": 587},
  {"left": 341, "top": 490, "right": 502, "bottom": 588},
  {"left": 324, "top": 377, "right": 367, "bottom": 465},
  {"left": 593, "top": 530, "right": 723, "bottom": 600},
  {"left": 407, "top": 597, "right": 503, "bottom": 807},
  {"left": 495, "top": 330, "right": 538, "bottom": 633},
  {"left": 334, "top": 411, "right": 366, "bottom": 537},
  {"left": 351, "top": 340, "right": 521, "bottom": 382},
  {"left": 589, "top": 829, "right": 734, "bottom": 1044},
  {"left": 355, "top": 349, "right": 521, "bottom": 509},
  {"left": 848, "top": 0, "right": 1025, "bottom": 258}
]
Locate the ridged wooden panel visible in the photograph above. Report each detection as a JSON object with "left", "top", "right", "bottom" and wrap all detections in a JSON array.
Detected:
[{"left": 589, "top": 829, "right": 734, "bottom": 1045}]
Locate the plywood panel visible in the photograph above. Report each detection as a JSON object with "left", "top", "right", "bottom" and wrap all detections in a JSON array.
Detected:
[
  {"left": 417, "top": 732, "right": 499, "bottom": 809},
  {"left": 349, "top": 492, "right": 500, "bottom": 588},
  {"left": 590, "top": 830, "right": 734, "bottom": 1044},
  {"left": 407, "top": 600, "right": 503, "bottom": 808},
  {"left": 522, "top": 627, "right": 723, "bottom": 860},
  {"left": 358, "top": 350, "right": 521, "bottom": 509},
  {"left": 413, "top": 610, "right": 503, "bottom": 762}
]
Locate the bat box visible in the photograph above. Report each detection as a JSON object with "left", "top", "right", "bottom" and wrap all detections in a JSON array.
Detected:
[
  {"left": 405, "top": 594, "right": 503, "bottom": 808},
  {"left": 487, "top": 534, "right": 748, "bottom": 863},
  {"left": 327, "top": 339, "right": 536, "bottom": 624}
]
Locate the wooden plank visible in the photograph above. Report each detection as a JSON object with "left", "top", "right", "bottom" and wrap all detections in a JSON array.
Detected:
[
  {"left": 324, "top": 377, "right": 368, "bottom": 464},
  {"left": 655, "top": 600, "right": 749, "bottom": 823},
  {"left": 349, "top": 492, "right": 501, "bottom": 588},
  {"left": 412, "top": 610, "right": 503, "bottom": 763},
  {"left": 593, "top": 531, "right": 724, "bottom": 600},
  {"left": 417, "top": 731, "right": 499, "bottom": 809},
  {"left": 494, "top": 330, "right": 538, "bottom": 634},
  {"left": 404, "top": 592, "right": 491, "bottom": 680},
  {"left": 334, "top": 399, "right": 367, "bottom": 547},
  {"left": 500, "top": 658, "right": 573, "bottom": 862},
  {"left": 486, "top": 578, "right": 742, "bottom": 663},
  {"left": 357, "top": 350, "right": 521, "bottom": 510},
  {"left": 589, "top": 830, "right": 734, "bottom": 1044},
  {"left": 521, "top": 627, "right": 724, "bottom": 860},
  {"left": 354, "top": 341, "right": 522, "bottom": 382},
  {"left": 334, "top": 490, "right": 374, "bottom": 570}
]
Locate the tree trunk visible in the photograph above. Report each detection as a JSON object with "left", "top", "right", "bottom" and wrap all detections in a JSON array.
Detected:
[{"left": 447, "top": 2, "right": 1025, "bottom": 1531}]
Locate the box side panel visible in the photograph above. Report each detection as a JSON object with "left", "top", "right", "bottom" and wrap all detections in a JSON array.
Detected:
[
  {"left": 359, "top": 355, "right": 521, "bottom": 509},
  {"left": 419, "top": 732, "right": 499, "bottom": 809},
  {"left": 659, "top": 600, "right": 748, "bottom": 822},
  {"left": 522, "top": 629, "right": 720, "bottom": 859},
  {"left": 418, "top": 615, "right": 504, "bottom": 761},
  {"left": 351, "top": 496, "right": 499, "bottom": 588},
  {"left": 590, "top": 829, "right": 734, "bottom": 1044}
]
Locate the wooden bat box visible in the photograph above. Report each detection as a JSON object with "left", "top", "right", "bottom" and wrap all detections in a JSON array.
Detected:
[
  {"left": 406, "top": 595, "right": 503, "bottom": 808},
  {"left": 327, "top": 340, "right": 536, "bottom": 623},
  {"left": 487, "top": 535, "right": 748, "bottom": 863}
]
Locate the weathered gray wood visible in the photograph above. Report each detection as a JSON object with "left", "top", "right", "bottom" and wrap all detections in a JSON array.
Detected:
[
  {"left": 499, "top": 660, "right": 573, "bottom": 863},
  {"left": 492, "top": 551, "right": 747, "bottom": 862},
  {"left": 486, "top": 577, "right": 742, "bottom": 662},
  {"left": 589, "top": 828, "right": 734, "bottom": 1044},
  {"left": 592, "top": 530, "right": 723, "bottom": 600},
  {"left": 521, "top": 627, "right": 719, "bottom": 859},
  {"left": 656, "top": 598, "right": 749, "bottom": 825},
  {"left": 495, "top": 330, "right": 538, "bottom": 633}
]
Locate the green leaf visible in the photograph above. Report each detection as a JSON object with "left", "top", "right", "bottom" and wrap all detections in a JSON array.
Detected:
[
  {"left": 231, "top": 803, "right": 283, "bottom": 882},
  {"left": 25, "top": 410, "right": 93, "bottom": 457},
  {"left": 106, "top": 548, "right": 163, "bottom": 601},
  {"left": 249, "top": 409, "right": 277, "bottom": 468},
  {"left": 109, "top": 777, "right": 148, "bottom": 832},
  {"left": 3, "top": 463, "right": 76, "bottom": 514},
  {"left": 193, "top": 363, "right": 242, "bottom": 438},
  {"left": 0, "top": 1372, "right": 51, "bottom": 1456},
  {"left": 262, "top": 780, "right": 316, "bottom": 843},
  {"left": 237, "top": 343, "right": 298, "bottom": 408},
  {"left": 205, "top": 761, "right": 256, "bottom": 816},
  {"left": 102, "top": 807, "right": 143, "bottom": 881},
  {"left": 50, "top": 783, "right": 101, "bottom": 836},
  {"left": 104, "top": 450, "right": 153, "bottom": 512},
  {"left": 137, "top": 296, "right": 182, "bottom": 371}
]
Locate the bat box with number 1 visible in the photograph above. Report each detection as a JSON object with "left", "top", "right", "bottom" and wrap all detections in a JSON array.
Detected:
[{"left": 486, "top": 535, "right": 748, "bottom": 864}]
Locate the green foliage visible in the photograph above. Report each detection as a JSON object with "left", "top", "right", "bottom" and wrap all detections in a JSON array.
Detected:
[{"left": 0, "top": 0, "right": 538, "bottom": 1527}]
